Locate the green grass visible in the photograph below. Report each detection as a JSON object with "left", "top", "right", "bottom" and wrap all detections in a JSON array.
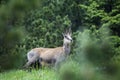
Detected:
[
  {"left": 0, "top": 69, "right": 58, "bottom": 80},
  {"left": 0, "top": 60, "right": 114, "bottom": 80}
]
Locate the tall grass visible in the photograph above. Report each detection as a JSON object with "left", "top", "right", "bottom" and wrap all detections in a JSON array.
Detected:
[{"left": 0, "top": 69, "right": 58, "bottom": 80}]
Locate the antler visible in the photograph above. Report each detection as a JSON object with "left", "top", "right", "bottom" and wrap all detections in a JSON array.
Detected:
[
  {"left": 64, "top": 29, "right": 68, "bottom": 34},
  {"left": 64, "top": 26, "right": 72, "bottom": 35}
]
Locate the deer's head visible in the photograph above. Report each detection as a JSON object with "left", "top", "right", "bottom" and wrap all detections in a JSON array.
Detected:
[{"left": 62, "top": 28, "right": 72, "bottom": 44}]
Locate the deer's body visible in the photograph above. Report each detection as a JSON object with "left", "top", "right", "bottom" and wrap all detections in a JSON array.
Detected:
[
  {"left": 24, "top": 29, "right": 72, "bottom": 68},
  {"left": 31, "top": 47, "right": 64, "bottom": 60}
]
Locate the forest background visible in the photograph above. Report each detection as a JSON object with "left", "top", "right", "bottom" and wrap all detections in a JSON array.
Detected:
[{"left": 0, "top": 0, "right": 120, "bottom": 80}]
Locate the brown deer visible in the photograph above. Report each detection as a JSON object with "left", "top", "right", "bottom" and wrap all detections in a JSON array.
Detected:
[{"left": 24, "top": 28, "right": 72, "bottom": 68}]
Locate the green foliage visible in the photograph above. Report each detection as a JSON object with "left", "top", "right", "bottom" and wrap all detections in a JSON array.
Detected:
[
  {"left": 73, "top": 26, "right": 120, "bottom": 79},
  {"left": 110, "top": 36, "right": 120, "bottom": 63},
  {"left": 59, "top": 61, "right": 81, "bottom": 80},
  {"left": 79, "top": 0, "right": 120, "bottom": 35},
  {"left": 0, "top": 1, "right": 120, "bottom": 80},
  {"left": 24, "top": 13, "right": 71, "bottom": 48},
  {"left": 0, "top": 0, "right": 41, "bottom": 71},
  {"left": 75, "top": 27, "right": 114, "bottom": 66},
  {"left": 59, "top": 60, "right": 106, "bottom": 80}
]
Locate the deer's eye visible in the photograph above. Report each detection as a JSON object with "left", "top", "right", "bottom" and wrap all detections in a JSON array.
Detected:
[
  {"left": 65, "top": 36, "right": 67, "bottom": 38},
  {"left": 65, "top": 36, "right": 70, "bottom": 40}
]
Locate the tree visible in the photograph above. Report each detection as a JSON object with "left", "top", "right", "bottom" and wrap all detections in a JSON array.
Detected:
[{"left": 0, "top": 0, "right": 41, "bottom": 71}]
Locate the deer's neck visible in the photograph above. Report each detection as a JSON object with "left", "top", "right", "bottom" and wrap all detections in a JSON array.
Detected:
[{"left": 63, "top": 43, "right": 71, "bottom": 55}]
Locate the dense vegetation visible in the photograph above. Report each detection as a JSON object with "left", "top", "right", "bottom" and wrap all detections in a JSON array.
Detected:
[{"left": 0, "top": 0, "right": 120, "bottom": 80}]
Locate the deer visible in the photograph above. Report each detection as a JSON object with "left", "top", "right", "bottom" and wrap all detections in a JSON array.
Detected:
[{"left": 23, "top": 28, "right": 72, "bottom": 69}]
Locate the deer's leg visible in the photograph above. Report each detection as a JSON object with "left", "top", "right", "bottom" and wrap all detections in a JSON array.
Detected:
[
  {"left": 34, "top": 59, "right": 41, "bottom": 69},
  {"left": 45, "top": 58, "right": 56, "bottom": 67},
  {"left": 54, "top": 59, "right": 63, "bottom": 70},
  {"left": 55, "top": 61, "right": 58, "bottom": 67},
  {"left": 39, "top": 58, "right": 56, "bottom": 67},
  {"left": 23, "top": 54, "right": 39, "bottom": 69},
  {"left": 51, "top": 59, "right": 56, "bottom": 67}
]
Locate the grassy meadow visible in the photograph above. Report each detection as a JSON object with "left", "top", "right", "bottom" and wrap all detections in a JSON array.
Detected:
[{"left": 0, "top": 69, "right": 58, "bottom": 80}]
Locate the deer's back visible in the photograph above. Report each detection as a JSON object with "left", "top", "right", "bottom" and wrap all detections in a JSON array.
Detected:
[{"left": 31, "top": 47, "right": 64, "bottom": 60}]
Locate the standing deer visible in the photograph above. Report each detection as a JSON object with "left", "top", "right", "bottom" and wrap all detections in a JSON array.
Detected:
[{"left": 24, "top": 28, "right": 72, "bottom": 69}]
